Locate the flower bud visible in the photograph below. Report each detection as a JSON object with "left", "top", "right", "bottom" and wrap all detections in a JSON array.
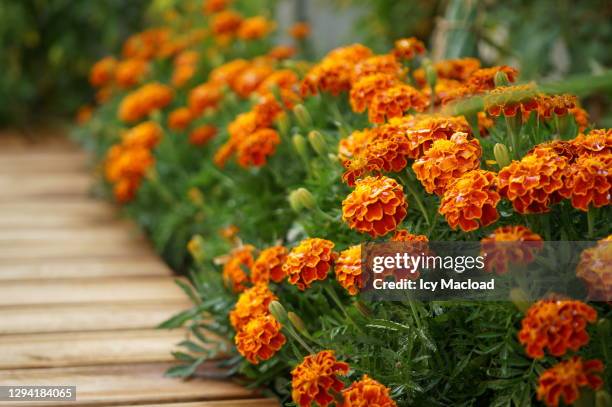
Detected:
[
  {"left": 509, "top": 288, "right": 530, "bottom": 313},
  {"left": 494, "top": 71, "right": 510, "bottom": 87},
  {"left": 292, "top": 134, "right": 309, "bottom": 160},
  {"left": 596, "top": 390, "right": 611, "bottom": 407},
  {"left": 293, "top": 104, "right": 312, "bottom": 129},
  {"left": 289, "top": 187, "right": 316, "bottom": 212},
  {"left": 187, "top": 235, "right": 205, "bottom": 264},
  {"left": 268, "top": 300, "right": 288, "bottom": 323},
  {"left": 276, "top": 112, "right": 290, "bottom": 137},
  {"left": 493, "top": 143, "right": 511, "bottom": 169},
  {"left": 423, "top": 58, "right": 437, "bottom": 89},
  {"left": 307, "top": 130, "right": 328, "bottom": 156},
  {"left": 187, "top": 187, "right": 204, "bottom": 206},
  {"left": 288, "top": 311, "right": 309, "bottom": 336}
]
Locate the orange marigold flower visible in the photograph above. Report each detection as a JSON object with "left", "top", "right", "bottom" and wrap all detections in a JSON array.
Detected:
[
  {"left": 341, "top": 375, "right": 397, "bottom": 407},
  {"left": 342, "top": 175, "right": 407, "bottom": 237},
  {"left": 237, "top": 16, "right": 274, "bottom": 40},
  {"left": 413, "top": 57, "right": 481, "bottom": 86},
  {"left": 439, "top": 170, "right": 500, "bottom": 232},
  {"left": 172, "top": 64, "right": 197, "bottom": 88},
  {"left": 188, "top": 82, "right": 223, "bottom": 115},
  {"left": 570, "top": 106, "right": 589, "bottom": 132},
  {"left": 75, "top": 105, "right": 93, "bottom": 124},
  {"left": 235, "top": 314, "right": 286, "bottom": 364},
  {"left": 236, "top": 128, "right": 281, "bottom": 168},
  {"left": 291, "top": 350, "right": 350, "bottom": 407},
  {"left": 289, "top": 22, "right": 310, "bottom": 40},
  {"left": 115, "top": 58, "right": 149, "bottom": 88},
  {"left": 231, "top": 64, "right": 274, "bottom": 98},
  {"left": 572, "top": 128, "right": 612, "bottom": 157},
  {"left": 484, "top": 84, "right": 539, "bottom": 117},
  {"left": 90, "top": 56, "right": 116, "bottom": 87},
  {"left": 537, "top": 357, "right": 604, "bottom": 407},
  {"left": 301, "top": 44, "right": 372, "bottom": 96},
  {"left": 349, "top": 74, "right": 398, "bottom": 113},
  {"left": 211, "top": 10, "right": 243, "bottom": 36},
  {"left": 122, "top": 121, "right": 162, "bottom": 149},
  {"left": 113, "top": 177, "right": 140, "bottom": 203},
  {"left": 283, "top": 238, "right": 336, "bottom": 290},
  {"left": 412, "top": 132, "right": 481, "bottom": 195},
  {"left": 104, "top": 146, "right": 155, "bottom": 182},
  {"left": 467, "top": 65, "right": 518, "bottom": 92},
  {"left": 559, "top": 154, "right": 611, "bottom": 211},
  {"left": 95, "top": 86, "right": 113, "bottom": 104},
  {"left": 535, "top": 94, "right": 577, "bottom": 119},
  {"left": 335, "top": 245, "right": 362, "bottom": 295},
  {"left": 168, "top": 107, "right": 193, "bottom": 131},
  {"left": 351, "top": 54, "right": 404, "bottom": 84},
  {"left": 480, "top": 225, "right": 543, "bottom": 274},
  {"left": 229, "top": 283, "right": 277, "bottom": 330},
  {"left": 576, "top": 235, "right": 612, "bottom": 301},
  {"left": 222, "top": 245, "right": 254, "bottom": 293},
  {"left": 497, "top": 148, "right": 569, "bottom": 214},
  {"left": 518, "top": 300, "right": 597, "bottom": 358},
  {"left": 203, "top": 0, "right": 230, "bottom": 14},
  {"left": 189, "top": 125, "right": 217, "bottom": 146},
  {"left": 220, "top": 224, "right": 239, "bottom": 240},
  {"left": 268, "top": 45, "right": 296, "bottom": 60},
  {"left": 209, "top": 59, "right": 250, "bottom": 85},
  {"left": 118, "top": 82, "right": 173, "bottom": 123},
  {"left": 342, "top": 131, "right": 411, "bottom": 186},
  {"left": 253, "top": 94, "right": 284, "bottom": 127},
  {"left": 392, "top": 37, "right": 426, "bottom": 60},
  {"left": 257, "top": 69, "right": 299, "bottom": 94},
  {"left": 368, "top": 84, "right": 428, "bottom": 124},
  {"left": 338, "top": 128, "right": 375, "bottom": 162},
  {"left": 252, "top": 246, "right": 288, "bottom": 284},
  {"left": 229, "top": 111, "right": 259, "bottom": 140}
]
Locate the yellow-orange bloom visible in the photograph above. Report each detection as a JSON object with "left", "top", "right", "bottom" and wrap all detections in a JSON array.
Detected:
[
  {"left": 268, "top": 45, "right": 296, "bottom": 60},
  {"left": 122, "top": 121, "right": 162, "bottom": 149},
  {"left": 349, "top": 74, "right": 398, "bottom": 113},
  {"left": 115, "top": 58, "right": 149, "bottom": 88},
  {"left": 172, "top": 65, "right": 197, "bottom": 88},
  {"left": 168, "top": 107, "right": 193, "bottom": 131},
  {"left": 518, "top": 300, "right": 597, "bottom": 358},
  {"left": 90, "top": 56, "right": 117, "bottom": 87},
  {"left": 391, "top": 230, "right": 428, "bottom": 242},
  {"left": 335, "top": 245, "right": 362, "bottom": 295},
  {"left": 439, "top": 170, "right": 500, "bottom": 232},
  {"left": 497, "top": 148, "right": 569, "bottom": 214},
  {"left": 559, "top": 154, "right": 611, "bottom": 211},
  {"left": 188, "top": 82, "right": 223, "bottom": 115},
  {"left": 392, "top": 37, "right": 426, "bottom": 60},
  {"left": 236, "top": 128, "right": 281, "bottom": 168},
  {"left": 251, "top": 246, "right": 288, "bottom": 284},
  {"left": 537, "top": 357, "right": 604, "bottom": 407},
  {"left": 229, "top": 283, "right": 277, "bottom": 330},
  {"left": 189, "top": 125, "right": 217, "bottom": 146},
  {"left": 576, "top": 235, "right": 612, "bottom": 301},
  {"left": 338, "top": 128, "right": 375, "bottom": 162},
  {"left": 222, "top": 245, "right": 254, "bottom": 293},
  {"left": 118, "top": 82, "right": 173, "bottom": 123},
  {"left": 572, "top": 128, "right": 612, "bottom": 157},
  {"left": 368, "top": 84, "right": 428, "bottom": 124},
  {"left": 211, "top": 10, "right": 243, "bottom": 37},
  {"left": 209, "top": 59, "right": 250, "bottom": 86},
  {"left": 484, "top": 84, "right": 539, "bottom": 117},
  {"left": 342, "top": 176, "right": 407, "bottom": 237},
  {"left": 289, "top": 22, "right": 310, "bottom": 40},
  {"left": 535, "top": 94, "right": 577, "bottom": 119},
  {"left": 570, "top": 106, "right": 589, "bottom": 132},
  {"left": 283, "top": 238, "right": 336, "bottom": 291},
  {"left": 413, "top": 57, "right": 481, "bottom": 86},
  {"left": 235, "top": 314, "right": 286, "bottom": 364},
  {"left": 480, "top": 225, "right": 543, "bottom": 274},
  {"left": 231, "top": 64, "right": 274, "bottom": 98},
  {"left": 341, "top": 375, "right": 397, "bottom": 407},
  {"left": 467, "top": 65, "right": 518, "bottom": 91},
  {"left": 237, "top": 16, "right": 273, "bottom": 40},
  {"left": 412, "top": 132, "right": 481, "bottom": 196},
  {"left": 113, "top": 177, "right": 140, "bottom": 203},
  {"left": 291, "top": 350, "right": 350, "bottom": 407},
  {"left": 75, "top": 105, "right": 93, "bottom": 124},
  {"left": 351, "top": 54, "right": 404, "bottom": 84}
]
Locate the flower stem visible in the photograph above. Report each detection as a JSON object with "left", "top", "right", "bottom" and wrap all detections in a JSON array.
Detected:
[
  {"left": 587, "top": 207, "right": 596, "bottom": 238},
  {"left": 400, "top": 172, "right": 430, "bottom": 226}
]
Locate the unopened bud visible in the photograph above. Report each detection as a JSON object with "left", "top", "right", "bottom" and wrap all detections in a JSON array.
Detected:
[
  {"left": 596, "top": 390, "right": 611, "bottom": 407},
  {"left": 423, "top": 58, "right": 437, "bottom": 89},
  {"left": 289, "top": 187, "right": 316, "bottom": 212},
  {"left": 293, "top": 104, "right": 312, "bottom": 129},
  {"left": 494, "top": 71, "right": 510, "bottom": 87},
  {"left": 288, "top": 311, "right": 309, "bottom": 335},
  {"left": 276, "top": 112, "right": 290, "bottom": 137},
  {"left": 292, "top": 134, "right": 309, "bottom": 160},
  {"left": 493, "top": 143, "right": 511, "bottom": 169},
  {"left": 187, "top": 235, "right": 205, "bottom": 264},
  {"left": 509, "top": 288, "right": 530, "bottom": 313},
  {"left": 268, "top": 300, "right": 288, "bottom": 323},
  {"left": 308, "top": 130, "right": 328, "bottom": 156}
]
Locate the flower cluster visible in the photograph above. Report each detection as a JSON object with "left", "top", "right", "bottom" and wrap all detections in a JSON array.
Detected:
[
  {"left": 480, "top": 225, "right": 543, "bottom": 274},
  {"left": 119, "top": 82, "right": 174, "bottom": 122}
]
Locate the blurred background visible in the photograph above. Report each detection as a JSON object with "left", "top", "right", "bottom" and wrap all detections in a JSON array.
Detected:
[{"left": 0, "top": 0, "right": 610, "bottom": 128}]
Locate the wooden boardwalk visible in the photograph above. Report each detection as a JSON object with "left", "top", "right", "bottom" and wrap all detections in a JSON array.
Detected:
[{"left": 0, "top": 131, "right": 277, "bottom": 407}]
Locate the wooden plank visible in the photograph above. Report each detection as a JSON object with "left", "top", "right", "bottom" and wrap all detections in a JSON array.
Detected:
[
  {"left": 0, "top": 238, "right": 154, "bottom": 260},
  {"left": 134, "top": 400, "right": 280, "bottom": 407},
  {"left": 0, "top": 330, "right": 189, "bottom": 369},
  {"left": 0, "top": 277, "right": 187, "bottom": 306},
  {"left": 0, "top": 257, "right": 172, "bottom": 280},
  {"left": 0, "top": 173, "right": 92, "bottom": 199},
  {"left": 0, "top": 363, "right": 264, "bottom": 406},
  {"left": 0, "top": 213, "right": 123, "bottom": 228},
  {"left": 0, "top": 301, "right": 191, "bottom": 334},
  {"left": 0, "top": 200, "right": 116, "bottom": 218},
  {"left": 0, "top": 226, "right": 145, "bottom": 241},
  {"left": 0, "top": 152, "right": 88, "bottom": 173}
]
